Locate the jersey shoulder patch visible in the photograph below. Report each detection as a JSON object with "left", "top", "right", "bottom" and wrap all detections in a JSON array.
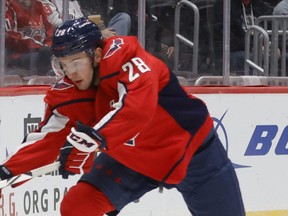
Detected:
[
  {"left": 103, "top": 38, "right": 124, "bottom": 59},
  {"left": 52, "top": 78, "right": 74, "bottom": 90}
]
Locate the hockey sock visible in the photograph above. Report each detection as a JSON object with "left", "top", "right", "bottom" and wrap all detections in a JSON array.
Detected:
[{"left": 61, "top": 182, "right": 115, "bottom": 216}]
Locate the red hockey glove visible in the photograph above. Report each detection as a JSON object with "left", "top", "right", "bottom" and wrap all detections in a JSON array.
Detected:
[{"left": 59, "top": 122, "right": 106, "bottom": 179}]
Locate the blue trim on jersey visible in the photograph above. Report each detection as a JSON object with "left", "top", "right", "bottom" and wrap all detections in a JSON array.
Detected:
[
  {"left": 22, "top": 98, "right": 95, "bottom": 142},
  {"left": 100, "top": 71, "right": 120, "bottom": 81},
  {"left": 51, "top": 98, "right": 95, "bottom": 112},
  {"left": 158, "top": 72, "right": 209, "bottom": 136}
]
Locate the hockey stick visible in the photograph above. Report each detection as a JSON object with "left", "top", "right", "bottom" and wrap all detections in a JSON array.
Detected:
[{"left": 0, "top": 161, "right": 60, "bottom": 189}]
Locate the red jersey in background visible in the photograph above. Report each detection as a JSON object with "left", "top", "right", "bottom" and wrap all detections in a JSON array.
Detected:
[{"left": 5, "top": 0, "right": 53, "bottom": 53}]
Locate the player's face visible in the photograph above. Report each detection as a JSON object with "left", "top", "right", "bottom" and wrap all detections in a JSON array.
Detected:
[{"left": 59, "top": 52, "right": 94, "bottom": 90}]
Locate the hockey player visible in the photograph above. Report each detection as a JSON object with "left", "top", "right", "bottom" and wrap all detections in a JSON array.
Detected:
[{"left": 51, "top": 18, "right": 245, "bottom": 215}]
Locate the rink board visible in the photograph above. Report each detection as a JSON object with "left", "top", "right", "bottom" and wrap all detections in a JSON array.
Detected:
[{"left": 0, "top": 86, "right": 288, "bottom": 216}]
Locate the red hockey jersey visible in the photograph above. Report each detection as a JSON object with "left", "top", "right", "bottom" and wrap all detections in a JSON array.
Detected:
[
  {"left": 94, "top": 36, "right": 214, "bottom": 184},
  {"left": 4, "top": 77, "right": 97, "bottom": 176},
  {"left": 5, "top": 0, "right": 53, "bottom": 53}
]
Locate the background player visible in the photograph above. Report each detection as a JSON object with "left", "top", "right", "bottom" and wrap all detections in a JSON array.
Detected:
[
  {"left": 51, "top": 17, "right": 245, "bottom": 216},
  {"left": 5, "top": 0, "right": 54, "bottom": 76}
]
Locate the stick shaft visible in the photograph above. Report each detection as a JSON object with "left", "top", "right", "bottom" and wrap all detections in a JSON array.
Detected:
[{"left": 0, "top": 161, "right": 60, "bottom": 189}]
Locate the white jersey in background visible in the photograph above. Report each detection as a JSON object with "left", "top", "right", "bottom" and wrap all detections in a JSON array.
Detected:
[{"left": 41, "top": 0, "right": 84, "bottom": 28}]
